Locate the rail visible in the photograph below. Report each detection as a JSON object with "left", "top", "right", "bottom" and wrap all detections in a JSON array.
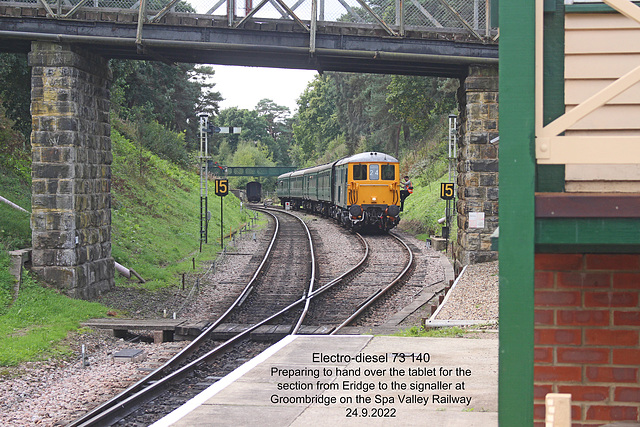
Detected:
[
  {"left": 70, "top": 207, "right": 322, "bottom": 426},
  {"left": 0, "top": 0, "right": 497, "bottom": 41},
  {"left": 330, "top": 230, "right": 414, "bottom": 333},
  {"left": 68, "top": 209, "right": 282, "bottom": 426}
]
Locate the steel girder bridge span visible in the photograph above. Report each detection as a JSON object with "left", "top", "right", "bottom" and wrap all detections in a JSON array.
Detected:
[{"left": 0, "top": 0, "right": 498, "bottom": 76}]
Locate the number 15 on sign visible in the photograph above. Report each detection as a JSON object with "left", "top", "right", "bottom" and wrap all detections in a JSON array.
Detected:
[
  {"left": 440, "top": 183, "right": 455, "bottom": 200},
  {"left": 215, "top": 179, "right": 229, "bottom": 197},
  {"left": 215, "top": 179, "right": 228, "bottom": 247}
]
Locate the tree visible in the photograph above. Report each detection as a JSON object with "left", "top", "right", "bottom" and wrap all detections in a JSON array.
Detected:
[
  {"left": 215, "top": 107, "right": 271, "bottom": 156},
  {"left": 0, "top": 53, "right": 31, "bottom": 142},
  {"left": 386, "top": 76, "right": 458, "bottom": 134},
  {"left": 292, "top": 75, "right": 341, "bottom": 164},
  {"left": 110, "top": 60, "right": 222, "bottom": 151},
  {"left": 255, "top": 99, "right": 293, "bottom": 166},
  {"left": 255, "top": 98, "right": 290, "bottom": 140},
  {"left": 228, "top": 141, "right": 276, "bottom": 190},
  {"left": 190, "top": 65, "right": 224, "bottom": 118}
]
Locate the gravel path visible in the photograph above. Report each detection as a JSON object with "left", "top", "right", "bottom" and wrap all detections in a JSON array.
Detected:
[
  {"left": 0, "top": 210, "right": 499, "bottom": 426},
  {"left": 435, "top": 260, "right": 499, "bottom": 324}
]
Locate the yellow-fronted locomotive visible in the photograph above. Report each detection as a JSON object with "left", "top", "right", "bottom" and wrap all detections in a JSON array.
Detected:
[{"left": 277, "top": 152, "right": 401, "bottom": 231}]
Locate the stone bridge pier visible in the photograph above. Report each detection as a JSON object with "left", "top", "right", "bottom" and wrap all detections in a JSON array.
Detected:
[
  {"left": 29, "top": 42, "right": 114, "bottom": 299},
  {"left": 455, "top": 64, "right": 499, "bottom": 271}
]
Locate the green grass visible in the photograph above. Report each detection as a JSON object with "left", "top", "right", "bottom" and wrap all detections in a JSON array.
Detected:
[
  {"left": 0, "top": 163, "right": 31, "bottom": 251},
  {"left": 393, "top": 326, "right": 467, "bottom": 338},
  {"left": 0, "top": 252, "right": 108, "bottom": 366},
  {"left": 0, "top": 251, "right": 14, "bottom": 311},
  {"left": 110, "top": 129, "right": 251, "bottom": 289},
  {"left": 398, "top": 171, "right": 458, "bottom": 240}
]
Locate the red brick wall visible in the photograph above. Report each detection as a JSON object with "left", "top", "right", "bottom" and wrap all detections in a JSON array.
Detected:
[{"left": 534, "top": 254, "right": 640, "bottom": 426}]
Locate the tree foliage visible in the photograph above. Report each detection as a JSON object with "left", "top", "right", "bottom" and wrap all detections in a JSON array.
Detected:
[
  {"left": 289, "top": 72, "right": 457, "bottom": 166},
  {"left": 387, "top": 76, "right": 458, "bottom": 133},
  {"left": 228, "top": 141, "right": 276, "bottom": 189},
  {"left": 0, "top": 54, "right": 31, "bottom": 142},
  {"left": 292, "top": 75, "right": 341, "bottom": 165},
  {"left": 110, "top": 60, "right": 222, "bottom": 153}
]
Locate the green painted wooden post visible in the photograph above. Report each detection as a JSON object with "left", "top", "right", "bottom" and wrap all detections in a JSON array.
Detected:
[{"left": 498, "top": 0, "right": 536, "bottom": 424}]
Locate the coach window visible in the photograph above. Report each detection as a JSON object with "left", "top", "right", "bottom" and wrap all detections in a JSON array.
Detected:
[
  {"left": 381, "top": 165, "right": 395, "bottom": 181},
  {"left": 369, "top": 164, "right": 379, "bottom": 180},
  {"left": 353, "top": 164, "right": 367, "bottom": 180}
]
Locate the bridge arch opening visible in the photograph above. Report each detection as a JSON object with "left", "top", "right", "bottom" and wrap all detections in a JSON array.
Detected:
[{"left": 1, "top": 3, "right": 498, "bottom": 294}]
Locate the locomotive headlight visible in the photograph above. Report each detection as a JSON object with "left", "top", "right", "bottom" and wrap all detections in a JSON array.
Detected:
[{"left": 371, "top": 196, "right": 377, "bottom": 203}]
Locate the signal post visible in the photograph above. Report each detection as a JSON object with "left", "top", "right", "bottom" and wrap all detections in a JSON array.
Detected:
[
  {"left": 215, "top": 179, "right": 229, "bottom": 248},
  {"left": 197, "top": 113, "right": 240, "bottom": 250}
]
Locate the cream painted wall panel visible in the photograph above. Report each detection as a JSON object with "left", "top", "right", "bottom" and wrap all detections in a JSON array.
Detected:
[
  {"left": 562, "top": 13, "right": 640, "bottom": 191},
  {"left": 565, "top": 129, "right": 640, "bottom": 136},
  {"left": 566, "top": 164, "right": 640, "bottom": 180},
  {"left": 566, "top": 13, "right": 640, "bottom": 30},
  {"left": 565, "top": 181, "right": 640, "bottom": 192},
  {"left": 565, "top": 54, "right": 640, "bottom": 79},
  {"left": 566, "top": 29, "right": 640, "bottom": 54},
  {"left": 567, "top": 105, "right": 640, "bottom": 130},
  {"left": 565, "top": 79, "right": 640, "bottom": 104}
]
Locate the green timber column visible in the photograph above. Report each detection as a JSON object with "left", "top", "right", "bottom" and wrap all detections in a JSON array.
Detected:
[
  {"left": 29, "top": 42, "right": 115, "bottom": 299},
  {"left": 498, "top": 0, "right": 536, "bottom": 425}
]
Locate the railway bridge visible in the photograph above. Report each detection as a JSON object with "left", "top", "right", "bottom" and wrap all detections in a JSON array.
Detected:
[{"left": 0, "top": 0, "right": 498, "bottom": 297}]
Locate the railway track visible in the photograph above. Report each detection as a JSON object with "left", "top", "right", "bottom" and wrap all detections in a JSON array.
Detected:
[
  {"left": 68, "top": 208, "right": 419, "bottom": 426},
  {"left": 225, "top": 208, "right": 315, "bottom": 325},
  {"left": 295, "top": 227, "right": 414, "bottom": 333},
  {"left": 68, "top": 208, "right": 317, "bottom": 426}
]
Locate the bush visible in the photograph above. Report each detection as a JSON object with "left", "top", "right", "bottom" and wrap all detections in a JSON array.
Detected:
[{"left": 139, "top": 120, "right": 189, "bottom": 167}]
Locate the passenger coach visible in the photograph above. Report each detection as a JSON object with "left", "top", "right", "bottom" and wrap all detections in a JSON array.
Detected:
[{"left": 277, "top": 152, "right": 401, "bottom": 232}]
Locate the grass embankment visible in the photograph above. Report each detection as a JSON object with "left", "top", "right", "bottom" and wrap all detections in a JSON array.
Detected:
[
  {"left": 398, "top": 134, "right": 458, "bottom": 242},
  {"left": 0, "top": 129, "right": 250, "bottom": 366},
  {"left": 398, "top": 171, "right": 458, "bottom": 241},
  {"left": 110, "top": 129, "right": 251, "bottom": 289}
]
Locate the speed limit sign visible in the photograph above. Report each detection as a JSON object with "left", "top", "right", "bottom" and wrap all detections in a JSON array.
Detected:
[{"left": 215, "top": 179, "right": 229, "bottom": 197}]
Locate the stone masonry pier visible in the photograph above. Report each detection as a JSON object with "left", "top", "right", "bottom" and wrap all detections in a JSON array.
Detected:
[
  {"left": 29, "top": 42, "right": 114, "bottom": 298},
  {"left": 456, "top": 64, "right": 499, "bottom": 270}
]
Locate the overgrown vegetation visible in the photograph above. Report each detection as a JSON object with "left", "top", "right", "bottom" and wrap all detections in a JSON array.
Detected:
[
  {"left": 396, "top": 117, "right": 458, "bottom": 238},
  {"left": 288, "top": 72, "right": 458, "bottom": 167},
  {"left": 110, "top": 123, "right": 251, "bottom": 289},
  {"left": 0, "top": 163, "right": 31, "bottom": 251}
]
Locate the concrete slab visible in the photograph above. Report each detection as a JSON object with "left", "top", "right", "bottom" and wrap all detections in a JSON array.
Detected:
[
  {"left": 112, "top": 348, "right": 146, "bottom": 363},
  {"left": 152, "top": 335, "right": 498, "bottom": 426}
]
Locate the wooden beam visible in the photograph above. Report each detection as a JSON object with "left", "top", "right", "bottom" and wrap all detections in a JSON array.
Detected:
[
  {"left": 536, "top": 192, "right": 640, "bottom": 217},
  {"left": 536, "top": 135, "right": 640, "bottom": 164}
]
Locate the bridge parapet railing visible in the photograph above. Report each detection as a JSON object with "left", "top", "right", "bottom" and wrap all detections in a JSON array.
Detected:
[{"left": 0, "top": 0, "right": 496, "bottom": 40}]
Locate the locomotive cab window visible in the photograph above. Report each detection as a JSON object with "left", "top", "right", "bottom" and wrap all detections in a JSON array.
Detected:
[
  {"left": 353, "top": 164, "right": 367, "bottom": 180},
  {"left": 369, "top": 164, "right": 379, "bottom": 180},
  {"left": 381, "top": 165, "right": 395, "bottom": 180}
]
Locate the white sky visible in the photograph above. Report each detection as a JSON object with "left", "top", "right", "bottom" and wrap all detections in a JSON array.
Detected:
[{"left": 209, "top": 65, "right": 318, "bottom": 114}]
